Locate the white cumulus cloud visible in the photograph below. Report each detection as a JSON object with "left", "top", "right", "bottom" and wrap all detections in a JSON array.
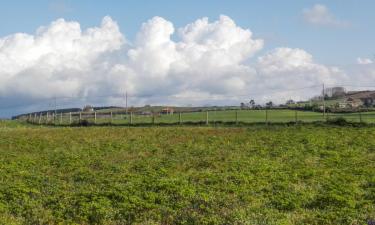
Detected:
[
  {"left": 0, "top": 15, "right": 354, "bottom": 116},
  {"left": 0, "top": 16, "right": 124, "bottom": 100},
  {"left": 302, "top": 4, "right": 349, "bottom": 27},
  {"left": 256, "top": 48, "right": 347, "bottom": 101}
]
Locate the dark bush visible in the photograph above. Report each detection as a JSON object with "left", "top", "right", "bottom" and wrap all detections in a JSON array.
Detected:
[
  {"left": 326, "top": 117, "right": 348, "bottom": 126},
  {"left": 79, "top": 119, "right": 90, "bottom": 126}
]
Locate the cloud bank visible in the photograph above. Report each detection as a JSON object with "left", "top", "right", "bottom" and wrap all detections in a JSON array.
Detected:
[{"left": 0, "top": 15, "right": 363, "bottom": 115}]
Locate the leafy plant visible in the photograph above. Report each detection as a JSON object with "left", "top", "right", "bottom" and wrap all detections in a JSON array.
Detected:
[{"left": 0, "top": 122, "right": 374, "bottom": 224}]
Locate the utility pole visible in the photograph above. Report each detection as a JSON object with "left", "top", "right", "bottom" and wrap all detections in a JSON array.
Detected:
[
  {"left": 54, "top": 96, "right": 57, "bottom": 123},
  {"left": 322, "top": 83, "right": 326, "bottom": 119},
  {"left": 125, "top": 91, "right": 128, "bottom": 115}
]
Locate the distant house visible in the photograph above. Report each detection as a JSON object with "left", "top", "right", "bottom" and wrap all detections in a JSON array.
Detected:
[
  {"left": 339, "top": 97, "right": 363, "bottom": 109},
  {"left": 161, "top": 107, "right": 174, "bottom": 115}
]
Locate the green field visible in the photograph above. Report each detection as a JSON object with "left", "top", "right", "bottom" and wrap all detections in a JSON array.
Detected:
[
  {"left": 24, "top": 109, "right": 375, "bottom": 125},
  {"left": 0, "top": 121, "right": 374, "bottom": 224}
]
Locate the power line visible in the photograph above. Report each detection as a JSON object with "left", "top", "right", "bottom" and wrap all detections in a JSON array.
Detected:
[{"left": 322, "top": 83, "right": 326, "bottom": 118}]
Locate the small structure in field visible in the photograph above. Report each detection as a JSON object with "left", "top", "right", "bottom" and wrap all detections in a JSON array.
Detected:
[
  {"left": 161, "top": 107, "right": 174, "bottom": 115},
  {"left": 140, "top": 111, "right": 152, "bottom": 116},
  {"left": 83, "top": 105, "right": 94, "bottom": 112}
]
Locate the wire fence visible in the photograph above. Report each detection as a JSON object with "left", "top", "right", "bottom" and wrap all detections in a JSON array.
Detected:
[
  {"left": 19, "top": 108, "right": 375, "bottom": 126},
  {"left": 6, "top": 83, "right": 375, "bottom": 124}
]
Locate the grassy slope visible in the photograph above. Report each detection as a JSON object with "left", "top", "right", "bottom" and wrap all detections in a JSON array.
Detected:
[{"left": 0, "top": 123, "right": 374, "bottom": 224}]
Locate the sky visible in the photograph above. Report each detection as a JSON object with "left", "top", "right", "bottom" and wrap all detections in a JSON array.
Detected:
[{"left": 0, "top": 0, "right": 374, "bottom": 117}]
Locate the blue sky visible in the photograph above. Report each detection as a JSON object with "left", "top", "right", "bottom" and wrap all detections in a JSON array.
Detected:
[
  {"left": 0, "top": 0, "right": 374, "bottom": 65},
  {"left": 1, "top": 0, "right": 375, "bottom": 117}
]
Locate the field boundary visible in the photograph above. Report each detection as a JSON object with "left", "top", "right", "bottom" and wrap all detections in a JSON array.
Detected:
[
  {"left": 17, "top": 109, "right": 375, "bottom": 127},
  {"left": 21, "top": 118, "right": 374, "bottom": 128}
]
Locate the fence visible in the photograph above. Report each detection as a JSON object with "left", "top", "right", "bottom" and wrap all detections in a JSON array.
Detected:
[{"left": 19, "top": 109, "right": 375, "bottom": 126}]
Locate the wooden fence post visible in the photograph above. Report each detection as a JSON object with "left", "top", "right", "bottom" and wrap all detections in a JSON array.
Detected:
[
  {"left": 179, "top": 112, "right": 182, "bottom": 124},
  {"left": 359, "top": 111, "right": 363, "bottom": 123},
  {"left": 235, "top": 111, "right": 238, "bottom": 125},
  {"left": 213, "top": 110, "right": 216, "bottom": 125},
  {"left": 295, "top": 110, "right": 298, "bottom": 124},
  {"left": 206, "top": 111, "right": 209, "bottom": 125},
  {"left": 130, "top": 112, "right": 133, "bottom": 124},
  {"left": 94, "top": 112, "right": 97, "bottom": 124},
  {"left": 60, "top": 113, "right": 63, "bottom": 124},
  {"left": 39, "top": 113, "right": 42, "bottom": 125},
  {"left": 110, "top": 111, "right": 113, "bottom": 124},
  {"left": 46, "top": 112, "right": 49, "bottom": 123},
  {"left": 79, "top": 112, "right": 82, "bottom": 123},
  {"left": 152, "top": 113, "right": 156, "bottom": 124},
  {"left": 265, "top": 109, "right": 268, "bottom": 123},
  {"left": 69, "top": 112, "right": 72, "bottom": 124}
]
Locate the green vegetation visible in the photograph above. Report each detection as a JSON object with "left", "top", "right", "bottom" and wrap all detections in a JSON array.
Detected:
[
  {"left": 0, "top": 119, "right": 31, "bottom": 128},
  {"left": 0, "top": 121, "right": 374, "bottom": 224}
]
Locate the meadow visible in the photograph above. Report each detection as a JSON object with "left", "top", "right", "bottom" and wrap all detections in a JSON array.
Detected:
[{"left": 0, "top": 121, "right": 374, "bottom": 224}]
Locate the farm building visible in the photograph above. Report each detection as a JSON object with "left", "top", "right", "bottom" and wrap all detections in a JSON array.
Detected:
[
  {"left": 161, "top": 107, "right": 174, "bottom": 115},
  {"left": 346, "top": 98, "right": 363, "bottom": 108},
  {"left": 339, "top": 95, "right": 375, "bottom": 109}
]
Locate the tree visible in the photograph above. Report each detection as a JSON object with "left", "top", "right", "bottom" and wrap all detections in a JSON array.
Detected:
[
  {"left": 249, "top": 99, "right": 255, "bottom": 108},
  {"left": 363, "top": 98, "right": 373, "bottom": 108},
  {"left": 286, "top": 99, "right": 295, "bottom": 105},
  {"left": 240, "top": 102, "right": 246, "bottom": 109},
  {"left": 266, "top": 101, "right": 273, "bottom": 108}
]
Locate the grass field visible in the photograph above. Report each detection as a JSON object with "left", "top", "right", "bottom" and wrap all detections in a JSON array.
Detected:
[
  {"left": 25, "top": 109, "right": 375, "bottom": 125},
  {"left": 0, "top": 121, "right": 374, "bottom": 224}
]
